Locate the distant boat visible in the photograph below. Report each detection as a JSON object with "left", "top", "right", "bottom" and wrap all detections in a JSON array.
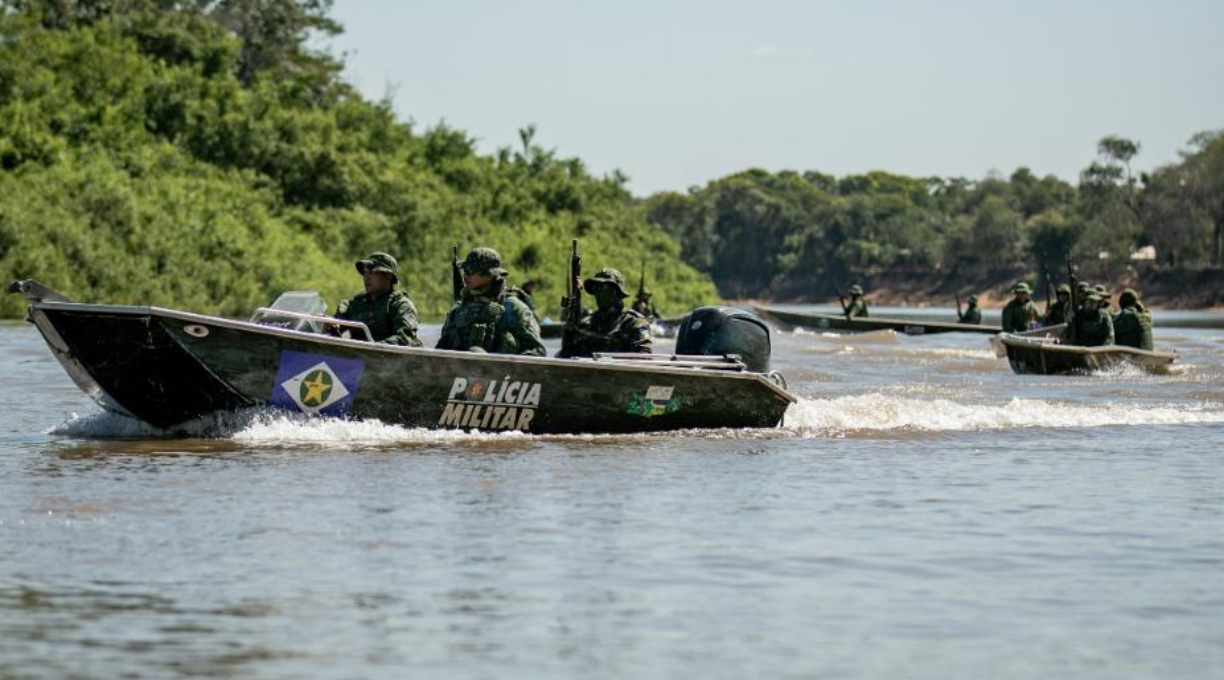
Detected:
[
  {"left": 753, "top": 305, "right": 1002, "bottom": 336},
  {"left": 997, "top": 333, "right": 1178, "bottom": 375}
]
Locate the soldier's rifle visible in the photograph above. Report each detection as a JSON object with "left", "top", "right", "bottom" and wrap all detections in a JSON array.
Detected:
[
  {"left": 637, "top": 258, "right": 647, "bottom": 303},
  {"left": 451, "top": 244, "right": 463, "bottom": 302},
  {"left": 1065, "top": 255, "right": 1078, "bottom": 345},
  {"left": 563, "top": 239, "right": 582, "bottom": 330},
  {"left": 1042, "top": 270, "right": 1054, "bottom": 319},
  {"left": 955, "top": 292, "right": 963, "bottom": 321},
  {"left": 834, "top": 280, "right": 850, "bottom": 319}
]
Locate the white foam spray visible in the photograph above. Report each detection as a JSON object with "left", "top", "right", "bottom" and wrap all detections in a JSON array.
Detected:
[{"left": 783, "top": 393, "right": 1224, "bottom": 435}]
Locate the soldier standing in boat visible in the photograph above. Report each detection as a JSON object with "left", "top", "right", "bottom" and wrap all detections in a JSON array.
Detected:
[
  {"left": 437, "top": 247, "right": 546, "bottom": 356},
  {"left": 958, "top": 294, "right": 982, "bottom": 324},
  {"left": 1113, "top": 288, "right": 1154, "bottom": 351},
  {"left": 1044, "top": 284, "right": 1071, "bottom": 326},
  {"left": 1064, "top": 292, "right": 1114, "bottom": 347},
  {"left": 558, "top": 268, "right": 652, "bottom": 358},
  {"left": 631, "top": 287, "right": 660, "bottom": 320},
  {"left": 1001, "top": 282, "right": 1039, "bottom": 333},
  {"left": 842, "top": 284, "right": 869, "bottom": 318},
  {"left": 334, "top": 252, "right": 422, "bottom": 346}
]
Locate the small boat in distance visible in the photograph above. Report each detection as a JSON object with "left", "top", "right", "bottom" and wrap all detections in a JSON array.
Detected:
[
  {"left": 10, "top": 281, "right": 794, "bottom": 434},
  {"left": 997, "top": 333, "right": 1179, "bottom": 375},
  {"left": 753, "top": 305, "right": 1002, "bottom": 336}
]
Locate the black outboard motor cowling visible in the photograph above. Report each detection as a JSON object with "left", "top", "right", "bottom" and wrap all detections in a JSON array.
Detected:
[{"left": 674, "top": 306, "right": 772, "bottom": 373}]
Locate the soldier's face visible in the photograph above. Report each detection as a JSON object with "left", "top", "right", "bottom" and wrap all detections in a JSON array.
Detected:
[
  {"left": 463, "top": 271, "right": 495, "bottom": 289},
  {"left": 1015, "top": 292, "right": 1029, "bottom": 303},
  {"left": 362, "top": 269, "right": 393, "bottom": 295}
]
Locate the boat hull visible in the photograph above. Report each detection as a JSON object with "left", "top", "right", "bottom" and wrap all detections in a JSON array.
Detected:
[
  {"left": 753, "top": 306, "right": 1002, "bottom": 336},
  {"left": 29, "top": 302, "right": 794, "bottom": 434},
  {"left": 999, "top": 334, "right": 1178, "bottom": 375}
]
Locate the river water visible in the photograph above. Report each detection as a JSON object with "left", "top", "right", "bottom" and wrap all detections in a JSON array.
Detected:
[{"left": 3, "top": 307, "right": 1224, "bottom": 679}]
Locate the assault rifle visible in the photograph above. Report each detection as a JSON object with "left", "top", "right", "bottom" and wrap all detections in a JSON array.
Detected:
[
  {"left": 834, "top": 280, "right": 850, "bottom": 319},
  {"left": 1043, "top": 270, "right": 1054, "bottom": 320},
  {"left": 451, "top": 244, "right": 463, "bottom": 302},
  {"left": 562, "top": 239, "right": 582, "bottom": 328},
  {"left": 1065, "top": 255, "right": 1078, "bottom": 344},
  {"left": 955, "top": 292, "right": 963, "bottom": 321}
]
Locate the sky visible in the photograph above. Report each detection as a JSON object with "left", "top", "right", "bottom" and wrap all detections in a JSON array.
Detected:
[{"left": 328, "top": 0, "right": 1224, "bottom": 196}]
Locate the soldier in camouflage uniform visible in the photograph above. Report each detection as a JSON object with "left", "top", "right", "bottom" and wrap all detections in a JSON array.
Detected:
[
  {"left": 631, "top": 287, "right": 660, "bottom": 320},
  {"left": 1001, "top": 282, "right": 1039, "bottom": 333},
  {"left": 557, "top": 268, "right": 652, "bottom": 359},
  {"left": 958, "top": 294, "right": 982, "bottom": 324},
  {"left": 334, "top": 252, "right": 422, "bottom": 346},
  {"left": 517, "top": 279, "right": 538, "bottom": 312},
  {"left": 436, "top": 248, "right": 546, "bottom": 356},
  {"left": 842, "top": 284, "right": 869, "bottom": 318},
  {"left": 1094, "top": 284, "right": 1113, "bottom": 315},
  {"left": 1063, "top": 293, "right": 1114, "bottom": 347},
  {"left": 1044, "top": 284, "right": 1071, "bottom": 326},
  {"left": 1113, "top": 288, "right": 1153, "bottom": 351}
]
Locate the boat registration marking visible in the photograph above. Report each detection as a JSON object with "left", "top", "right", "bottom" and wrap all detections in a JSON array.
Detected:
[
  {"left": 629, "top": 385, "right": 680, "bottom": 418},
  {"left": 439, "top": 377, "right": 541, "bottom": 431}
]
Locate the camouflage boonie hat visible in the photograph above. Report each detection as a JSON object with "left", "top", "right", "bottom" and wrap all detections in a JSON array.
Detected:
[
  {"left": 967, "top": 294, "right": 978, "bottom": 303},
  {"left": 1076, "top": 281, "right": 1091, "bottom": 292},
  {"left": 1084, "top": 292, "right": 1103, "bottom": 303},
  {"left": 355, "top": 252, "right": 399, "bottom": 283},
  {"left": 1012, "top": 282, "right": 1032, "bottom": 294},
  {"left": 460, "top": 247, "right": 508, "bottom": 278},
  {"left": 848, "top": 284, "right": 864, "bottom": 295},
  {"left": 583, "top": 268, "right": 629, "bottom": 297},
  {"left": 1055, "top": 284, "right": 1071, "bottom": 294},
  {"left": 1118, "top": 288, "right": 1139, "bottom": 307}
]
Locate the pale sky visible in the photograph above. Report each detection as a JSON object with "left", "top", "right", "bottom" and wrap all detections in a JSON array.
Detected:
[{"left": 329, "top": 0, "right": 1224, "bottom": 196}]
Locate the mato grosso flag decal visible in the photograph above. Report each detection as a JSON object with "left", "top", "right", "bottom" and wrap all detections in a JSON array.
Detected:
[{"left": 270, "top": 351, "right": 364, "bottom": 416}]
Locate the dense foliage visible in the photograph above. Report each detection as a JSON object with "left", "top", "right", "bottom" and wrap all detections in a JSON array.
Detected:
[
  {"left": 645, "top": 134, "right": 1224, "bottom": 299},
  {"left": 0, "top": 0, "right": 718, "bottom": 319}
]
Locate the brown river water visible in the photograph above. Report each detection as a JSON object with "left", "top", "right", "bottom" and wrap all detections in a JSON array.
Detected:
[{"left": 2, "top": 307, "right": 1223, "bottom": 679}]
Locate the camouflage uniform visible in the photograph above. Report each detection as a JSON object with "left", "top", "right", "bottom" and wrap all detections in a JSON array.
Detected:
[
  {"left": 1044, "top": 284, "right": 1071, "bottom": 326},
  {"left": 1113, "top": 288, "right": 1153, "bottom": 351},
  {"left": 558, "top": 268, "right": 652, "bottom": 358},
  {"left": 843, "top": 284, "right": 869, "bottom": 318},
  {"left": 631, "top": 288, "right": 660, "bottom": 319},
  {"left": 1001, "top": 282, "right": 1039, "bottom": 333},
  {"left": 1064, "top": 294, "right": 1114, "bottom": 347},
  {"left": 335, "top": 252, "right": 422, "bottom": 346},
  {"left": 436, "top": 248, "right": 546, "bottom": 356},
  {"left": 958, "top": 295, "right": 982, "bottom": 324}
]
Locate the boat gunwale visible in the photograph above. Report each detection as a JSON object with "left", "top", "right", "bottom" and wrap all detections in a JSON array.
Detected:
[
  {"left": 32, "top": 300, "right": 797, "bottom": 403},
  {"left": 999, "top": 333, "right": 1179, "bottom": 360}
]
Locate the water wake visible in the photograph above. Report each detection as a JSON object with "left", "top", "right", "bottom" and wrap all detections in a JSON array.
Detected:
[
  {"left": 784, "top": 393, "right": 1224, "bottom": 434},
  {"left": 47, "top": 394, "right": 1224, "bottom": 447}
]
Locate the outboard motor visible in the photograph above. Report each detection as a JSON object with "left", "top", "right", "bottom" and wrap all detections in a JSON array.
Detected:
[{"left": 674, "top": 306, "right": 772, "bottom": 373}]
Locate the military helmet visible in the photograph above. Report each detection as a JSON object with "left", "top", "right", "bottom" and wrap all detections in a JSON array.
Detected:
[
  {"left": 848, "top": 284, "right": 864, "bottom": 296},
  {"left": 460, "top": 247, "right": 508, "bottom": 278},
  {"left": 967, "top": 294, "right": 979, "bottom": 303},
  {"left": 1118, "top": 288, "right": 1140, "bottom": 307},
  {"left": 1056, "top": 284, "right": 1071, "bottom": 295},
  {"left": 1012, "top": 282, "right": 1032, "bottom": 294},
  {"left": 355, "top": 252, "right": 399, "bottom": 283},
  {"left": 583, "top": 268, "right": 629, "bottom": 297}
]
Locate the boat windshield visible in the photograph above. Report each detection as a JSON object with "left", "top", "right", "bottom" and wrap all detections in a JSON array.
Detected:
[{"left": 251, "top": 291, "right": 328, "bottom": 333}]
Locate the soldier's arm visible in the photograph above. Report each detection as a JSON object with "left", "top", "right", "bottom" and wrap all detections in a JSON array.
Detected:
[
  {"left": 621, "top": 315, "right": 652, "bottom": 354},
  {"left": 504, "top": 298, "right": 547, "bottom": 357},
  {"left": 435, "top": 308, "right": 458, "bottom": 350},
  {"left": 384, "top": 294, "right": 423, "bottom": 347},
  {"left": 334, "top": 297, "right": 351, "bottom": 319}
]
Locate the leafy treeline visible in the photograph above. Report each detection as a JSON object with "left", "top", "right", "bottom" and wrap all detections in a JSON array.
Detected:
[
  {"left": 0, "top": 0, "right": 717, "bottom": 319},
  {"left": 645, "top": 133, "right": 1224, "bottom": 299}
]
